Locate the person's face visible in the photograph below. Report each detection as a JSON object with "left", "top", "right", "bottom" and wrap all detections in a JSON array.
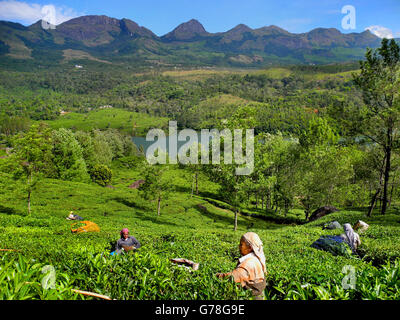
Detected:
[
  {"left": 239, "top": 239, "right": 252, "bottom": 256},
  {"left": 122, "top": 232, "right": 129, "bottom": 239}
]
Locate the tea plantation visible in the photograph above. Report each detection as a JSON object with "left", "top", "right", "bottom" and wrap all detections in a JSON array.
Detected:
[{"left": 1, "top": 164, "right": 399, "bottom": 300}]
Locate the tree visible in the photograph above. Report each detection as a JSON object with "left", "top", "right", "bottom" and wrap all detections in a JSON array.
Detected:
[
  {"left": 139, "top": 162, "right": 172, "bottom": 216},
  {"left": 75, "top": 131, "right": 97, "bottom": 168},
  {"left": 254, "top": 132, "right": 294, "bottom": 214},
  {"left": 51, "top": 128, "right": 89, "bottom": 182},
  {"left": 0, "top": 116, "right": 30, "bottom": 136},
  {"left": 182, "top": 142, "right": 203, "bottom": 197},
  {"left": 299, "top": 116, "right": 340, "bottom": 149},
  {"left": 11, "top": 123, "right": 53, "bottom": 215},
  {"left": 296, "top": 144, "right": 355, "bottom": 220},
  {"left": 353, "top": 38, "right": 400, "bottom": 214},
  {"left": 92, "top": 130, "right": 114, "bottom": 166},
  {"left": 202, "top": 105, "right": 256, "bottom": 231}
]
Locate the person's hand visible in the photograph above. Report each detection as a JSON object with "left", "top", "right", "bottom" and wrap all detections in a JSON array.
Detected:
[{"left": 122, "top": 245, "right": 135, "bottom": 251}]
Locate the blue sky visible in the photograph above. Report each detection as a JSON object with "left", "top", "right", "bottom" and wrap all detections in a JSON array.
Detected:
[{"left": 0, "top": 0, "right": 399, "bottom": 37}]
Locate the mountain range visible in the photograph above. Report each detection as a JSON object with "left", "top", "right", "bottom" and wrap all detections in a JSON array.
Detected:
[{"left": 0, "top": 15, "right": 394, "bottom": 69}]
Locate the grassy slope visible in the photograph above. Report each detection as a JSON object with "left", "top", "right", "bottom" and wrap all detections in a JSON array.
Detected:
[
  {"left": 42, "top": 108, "right": 169, "bottom": 136},
  {"left": 1, "top": 66, "right": 399, "bottom": 300},
  {"left": 1, "top": 160, "right": 399, "bottom": 299}
]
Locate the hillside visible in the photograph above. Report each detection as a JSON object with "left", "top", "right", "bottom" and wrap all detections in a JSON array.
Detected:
[
  {"left": 1, "top": 161, "right": 400, "bottom": 300},
  {"left": 1, "top": 37, "right": 400, "bottom": 301},
  {"left": 0, "top": 15, "right": 388, "bottom": 69}
]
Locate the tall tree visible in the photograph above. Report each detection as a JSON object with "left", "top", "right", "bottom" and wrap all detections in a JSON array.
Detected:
[
  {"left": 202, "top": 105, "right": 256, "bottom": 231},
  {"left": 139, "top": 161, "right": 172, "bottom": 216},
  {"left": 353, "top": 38, "right": 400, "bottom": 214},
  {"left": 11, "top": 123, "right": 53, "bottom": 214}
]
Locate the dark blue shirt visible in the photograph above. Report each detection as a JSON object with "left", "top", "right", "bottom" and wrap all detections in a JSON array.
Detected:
[{"left": 115, "top": 236, "right": 141, "bottom": 252}]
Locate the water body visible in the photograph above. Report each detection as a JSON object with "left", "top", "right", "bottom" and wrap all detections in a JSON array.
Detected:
[{"left": 132, "top": 132, "right": 212, "bottom": 154}]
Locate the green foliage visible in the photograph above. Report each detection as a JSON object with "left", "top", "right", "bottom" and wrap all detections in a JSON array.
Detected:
[
  {"left": 299, "top": 117, "right": 340, "bottom": 148},
  {"left": 7, "top": 123, "right": 54, "bottom": 214},
  {"left": 89, "top": 164, "right": 113, "bottom": 187},
  {"left": 11, "top": 123, "right": 54, "bottom": 176},
  {"left": 51, "top": 128, "right": 89, "bottom": 182},
  {"left": 0, "top": 254, "right": 78, "bottom": 300},
  {"left": 1, "top": 161, "right": 400, "bottom": 300},
  {"left": 2, "top": 51, "right": 400, "bottom": 300},
  {"left": 44, "top": 109, "right": 168, "bottom": 137},
  {"left": 349, "top": 39, "right": 400, "bottom": 214},
  {"left": 139, "top": 161, "right": 174, "bottom": 216},
  {"left": 0, "top": 115, "right": 30, "bottom": 135}
]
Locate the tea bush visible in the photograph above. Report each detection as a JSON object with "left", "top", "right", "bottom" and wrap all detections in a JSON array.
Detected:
[{"left": 1, "top": 165, "right": 400, "bottom": 300}]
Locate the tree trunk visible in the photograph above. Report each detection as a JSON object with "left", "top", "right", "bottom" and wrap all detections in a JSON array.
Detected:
[
  {"left": 191, "top": 174, "right": 194, "bottom": 197},
  {"left": 234, "top": 209, "right": 238, "bottom": 231},
  {"left": 367, "top": 189, "right": 380, "bottom": 217},
  {"left": 255, "top": 193, "right": 258, "bottom": 209},
  {"left": 381, "top": 147, "right": 391, "bottom": 215},
  {"left": 368, "top": 154, "right": 386, "bottom": 217},
  {"left": 157, "top": 196, "right": 161, "bottom": 216},
  {"left": 27, "top": 190, "right": 31, "bottom": 215},
  {"left": 388, "top": 170, "right": 397, "bottom": 208},
  {"left": 195, "top": 173, "right": 198, "bottom": 195},
  {"left": 27, "top": 173, "right": 32, "bottom": 215}
]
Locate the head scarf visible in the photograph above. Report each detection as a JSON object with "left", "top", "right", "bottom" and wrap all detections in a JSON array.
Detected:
[
  {"left": 241, "top": 232, "right": 266, "bottom": 273},
  {"left": 343, "top": 223, "right": 357, "bottom": 252},
  {"left": 120, "top": 228, "right": 129, "bottom": 238}
]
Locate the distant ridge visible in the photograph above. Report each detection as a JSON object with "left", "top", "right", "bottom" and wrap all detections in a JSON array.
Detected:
[{"left": 0, "top": 14, "right": 389, "bottom": 69}]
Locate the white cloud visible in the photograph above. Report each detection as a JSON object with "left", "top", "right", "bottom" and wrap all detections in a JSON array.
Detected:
[
  {"left": 0, "top": 0, "right": 80, "bottom": 25},
  {"left": 365, "top": 25, "right": 394, "bottom": 39}
]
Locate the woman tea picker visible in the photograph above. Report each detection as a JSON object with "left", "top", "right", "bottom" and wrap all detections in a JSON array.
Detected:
[
  {"left": 113, "top": 228, "right": 141, "bottom": 255},
  {"left": 340, "top": 223, "right": 361, "bottom": 254},
  {"left": 217, "top": 232, "right": 267, "bottom": 299},
  {"left": 311, "top": 222, "right": 361, "bottom": 257}
]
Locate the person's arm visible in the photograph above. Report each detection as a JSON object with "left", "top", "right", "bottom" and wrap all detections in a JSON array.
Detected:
[
  {"left": 131, "top": 236, "right": 141, "bottom": 249},
  {"left": 230, "top": 267, "right": 250, "bottom": 284},
  {"left": 115, "top": 239, "right": 122, "bottom": 251},
  {"left": 216, "top": 267, "right": 249, "bottom": 286},
  {"left": 355, "top": 233, "right": 361, "bottom": 248}
]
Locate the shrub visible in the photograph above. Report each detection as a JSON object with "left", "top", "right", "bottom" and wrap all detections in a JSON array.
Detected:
[{"left": 89, "top": 164, "right": 112, "bottom": 187}]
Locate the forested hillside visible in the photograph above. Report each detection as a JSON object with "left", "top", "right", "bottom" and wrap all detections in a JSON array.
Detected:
[
  {"left": 1, "top": 38, "right": 400, "bottom": 301},
  {"left": 0, "top": 14, "right": 390, "bottom": 69}
]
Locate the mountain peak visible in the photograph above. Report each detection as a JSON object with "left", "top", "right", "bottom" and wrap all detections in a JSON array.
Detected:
[
  {"left": 162, "top": 19, "right": 207, "bottom": 40},
  {"left": 120, "top": 18, "right": 157, "bottom": 38},
  {"left": 61, "top": 15, "right": 121, "bottom": 27},
  {"left": 253, "top": 25, "right": 290, "bottom": 35},
  {"left": 307, "top": 27, "right": 342, "bottom": 36},
  {"left": 54, "top": 15, "right": 156, "bottom": 46},
  {"left": 228, "top": 24, "right": 252, "bottom": 33}
]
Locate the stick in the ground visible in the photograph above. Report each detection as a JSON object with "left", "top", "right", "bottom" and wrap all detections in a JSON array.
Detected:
[{"left": 71, "top": 289, "right": 112, "bottom": 300}]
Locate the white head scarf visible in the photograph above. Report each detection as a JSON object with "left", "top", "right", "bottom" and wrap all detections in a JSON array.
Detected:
[
  {"left": 343, "top": 223, "right": 357, "bottom": 253},
  {"left": 241, "top": 232, "right": 266, "bottom": 273}
]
